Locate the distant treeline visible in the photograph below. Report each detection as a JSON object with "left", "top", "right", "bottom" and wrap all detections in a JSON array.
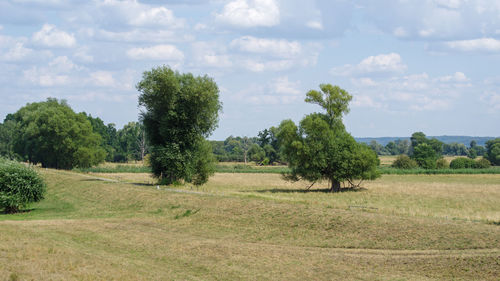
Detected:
[
  {"left": 210, "top": 131, "right": 498, "bottom": 164},
  {"left": 356, "top": 136, "right": 496, "bottom": 147}
]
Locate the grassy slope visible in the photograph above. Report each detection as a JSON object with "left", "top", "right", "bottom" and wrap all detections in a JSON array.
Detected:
[{"left": 0, "top": 170, "right": 499, "bottom": 280}]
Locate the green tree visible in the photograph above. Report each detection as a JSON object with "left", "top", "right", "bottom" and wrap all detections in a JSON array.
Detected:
[
  {"left": 11, "top": 98, "right": 105, "bottom": 169},
  {"left": 0, "top": 119, "right": 20, "bottom": 160},
  {"left": 485, "top": 138, "right": 500, "bottom": 166},
  {"left": 137, "top": 66, "right": 222, "bottom": 185},
  {"left": 413, "top": 143, "right": 439, "bottom": 169},
  {"left": 278, "top": 84, "right": 380, "bottom": 192}
]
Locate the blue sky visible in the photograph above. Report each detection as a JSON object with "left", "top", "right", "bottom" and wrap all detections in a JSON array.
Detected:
[{"left": 1, "top": 0, "right": 500, "bottom": 140}]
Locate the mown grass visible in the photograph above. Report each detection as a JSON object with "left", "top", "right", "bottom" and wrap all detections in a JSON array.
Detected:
[{"left": 1, "top": 169, "right": 499, "bottom": 280}]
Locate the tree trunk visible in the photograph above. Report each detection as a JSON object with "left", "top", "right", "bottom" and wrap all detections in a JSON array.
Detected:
[{"left": 330, "top": 179, "right": 341, "bottom": 193}]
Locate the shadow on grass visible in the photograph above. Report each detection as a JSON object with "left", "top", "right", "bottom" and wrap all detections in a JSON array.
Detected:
[
  {"left": 0, "top": 208, "right": 34, "bottom": 215},
  {"left": 251, "top": 187, "right": 367, "bottom": 194}
]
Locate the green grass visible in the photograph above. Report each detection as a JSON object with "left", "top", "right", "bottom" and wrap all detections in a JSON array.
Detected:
[{"left": 1, "top": 169, "right": 499, "bottom": 280}]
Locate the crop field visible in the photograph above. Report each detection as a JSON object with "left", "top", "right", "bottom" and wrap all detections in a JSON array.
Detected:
[{"left": 1, "top": 169, "right": 499, "bottom": 280}]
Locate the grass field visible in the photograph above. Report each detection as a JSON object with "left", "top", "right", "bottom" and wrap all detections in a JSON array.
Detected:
[{"left": 1, "top": 169, "right": 499, "bottom": 280}]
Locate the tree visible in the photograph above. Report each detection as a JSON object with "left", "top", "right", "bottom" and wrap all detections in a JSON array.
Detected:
[
  {"left": 413, "top": 143, "right": 439, "bottom": 169},
  {"left": 485, "top": 138, "right": 500, "bottom": 166},
  {"left": 278, "top": 84, "right": 380, "bottom": 192},
  {"left": 137, "top": 66, "right": 222, "bottom": 185},
  {"left": 11, "top": 98, "right": 105, "bottom": 169},
  {"left": 0, "top": 119, "right": 19, "bottom": 160}
]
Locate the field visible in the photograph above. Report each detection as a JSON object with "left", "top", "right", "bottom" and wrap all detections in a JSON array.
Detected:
[{"left": 0, "top": 168, "right": 499, "bottom": 280}]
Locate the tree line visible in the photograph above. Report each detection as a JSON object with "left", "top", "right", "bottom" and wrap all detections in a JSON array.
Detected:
[
  {"left": 1, "top": 66, "right": 500, "bottom": 190},
  {"left": 0, "top": 98, "right": 149, "bottom": 168}
]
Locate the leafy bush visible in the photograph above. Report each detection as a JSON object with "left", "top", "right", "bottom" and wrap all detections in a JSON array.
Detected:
[
  {"left": 436, "top": 158, "right": 449, "bottom": 169},
  {"left": 450, "top": 157, "right": 477, "bottom": 169},
  {"left": 475, "top": 158, "right": 491, "bottom": 169},
  {"left": 392, "top": 155, "right": 418, "bottom": 169},
  {"left": 0, "top": 159, "right": 46, "bottom": 213}
]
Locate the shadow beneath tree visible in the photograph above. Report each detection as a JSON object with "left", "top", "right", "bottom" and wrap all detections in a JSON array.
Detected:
[{"left": 251, "top": 187, "right": 367, "bottom": 194}]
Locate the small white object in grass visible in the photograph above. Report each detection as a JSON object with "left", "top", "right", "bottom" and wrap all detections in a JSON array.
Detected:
[{"left": 156, "top": 185, "right": 160, "bottom": 190}]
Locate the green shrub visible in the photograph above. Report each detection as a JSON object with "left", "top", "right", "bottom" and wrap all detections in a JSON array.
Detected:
[
  {"left": 436, "top": 158, "right": 449, "bottom": 169},
  {"left": 392, "top": 155, "right": 418, "bottom": 169},
  {"left": 475, "top": 158, "right": 491, "bottom": 169},
  {"left": 450, "top": 157, "right": 476, "bottom": 169},
  {"left": 0, "top": 159, "right": 46, "bottom": 213}
]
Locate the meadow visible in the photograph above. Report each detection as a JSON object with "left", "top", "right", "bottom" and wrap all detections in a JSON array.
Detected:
[{"left": 0, "top": 165, "right": 499, "bottom": 280}]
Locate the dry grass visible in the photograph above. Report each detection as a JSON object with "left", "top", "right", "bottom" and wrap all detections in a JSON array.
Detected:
[{"left": 0, "top": 169, "right": 499, "bottom": 280}]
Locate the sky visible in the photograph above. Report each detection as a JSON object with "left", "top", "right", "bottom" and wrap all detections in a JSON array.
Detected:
[{"left": 1, "top": 0, "right": 500, "bottom": 140}]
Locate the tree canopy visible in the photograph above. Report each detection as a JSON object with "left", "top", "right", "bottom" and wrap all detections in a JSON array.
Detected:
[
  {"left": 137, "top": 66, "right": 222, "bottom": 185},
  {"left": 278, "top": 84, "right": 380, "bottom": 192},
  {"left": 10, "top": 98, "right": 105, "bottom": 169}
]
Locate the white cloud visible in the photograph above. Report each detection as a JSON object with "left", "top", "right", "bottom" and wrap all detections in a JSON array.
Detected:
[
  {"left": 127, "top": 44, "right": 184, "bottom": 61},
  {"left": 129, "top": 6, "right": 184, "bottom": 28},
  {"left": 306, "top": 20, "right": 323, "bottom": 30},
  {"left": 231, "top": 77, "right": 302, "bottom": 105},
  {"left": 216, "top": 0, "right": 280, "bottom": 27},
  {"left": 230, "top": 36, "right": 301, "bottom": 58},
  {"left": 74, "top": 47, "right": 94, "bottom": 63},
  {"left": 444, "top": 38, "right": 500, "bottom": 52},
  {"left": 32, "top": 24, "right": 76, "bottom": 48},
  {"left": 362, "top": 0, "right": 500, "bottom": 41},
  {"left": 95, "top": 29, "right": 193, "bottom": 43},
  {"left": 191, "top": 42, "right": 232, "bottom": 68},
  {"left": 90, "top": 71, "right": 115, "bottom": 87},
  {"left": 271, "top": 76, "right": 301, "bottom": 95},
  {"left": 437, "top": 72, "right": 469, "bottom": 82},
  {"left": 332, "top": 53, "right": 407, "bottom": 76},
  {"left": 480, "top": 92, "right": 500, "bottom": 111},
  {"left": 49, "top": 56, "right": 79, "bottom": 72},
  {"left": 24, "top": 67, "right": 69, "bottom": 87},
  {"left": 22, "top": 56, "right": 80, "bottom": 87},
  {"left": 1, "top": 42, "right": 33, "bottom": 61}
]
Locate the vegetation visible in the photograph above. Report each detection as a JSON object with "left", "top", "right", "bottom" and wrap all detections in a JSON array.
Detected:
[
  {"left": 391, "top": 155, "right": 418, "bottom": 169},
  {"left": 137, "top": 66, "right": 222, "bottom": 185},
  {"left": 8, "top": 98, "right": 105, "bottom": 169},
  {"left": 278, "top": 84, "right": 380, "bottom": 192},
  {"left": 486, "top": 138, "right": 500, "bottom": 166},
  {"left": 0, "top": 159, "right": 45, "bottom": 213}
]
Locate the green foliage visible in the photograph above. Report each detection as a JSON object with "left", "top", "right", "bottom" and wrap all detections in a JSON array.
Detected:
[
  {"left": 450, "top": 157, "right": 477, "bottom": 169},
  {"left": 0, "top": 159, "right": 45, "bottom": 213},
  {"left": 475, "top": 158, "right": 491, "bottom": 169},
  {"left": 435, "top": 158, "right": 449, "bottom": 169},
  {"left": 485, "top": 138, "right": 500, "bottom": 166},
  {"left": 413, "top": 143, "right": 439, "bottom": 169},
  {"left": 0, "top": 120, "right": 20, "bottom": 160},
  {"left": 278, "top": 84, "right": 379, "bottom": 192},
  {"left": 137, "top": 66, "right": 221, "bottom": 185},
  {"left": 391, "top": 155, "right": 418, "bottom": 169},
  {"left": 384, "top": 139, "right": 410, "bottom": 155},
  {"left": 11, "top": 98, "right": 105, "bottom": 169}
]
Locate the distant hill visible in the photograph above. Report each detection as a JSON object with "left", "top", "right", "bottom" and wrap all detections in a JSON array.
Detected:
[{"left": 355, "top": 136, "right": 498, "bottom": 147}]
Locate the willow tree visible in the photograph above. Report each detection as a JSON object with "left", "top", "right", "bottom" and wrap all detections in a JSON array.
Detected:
[
  {"left": 278, "top": 84, "right": 380, "bottom": 192},
  {"left": 137, "top": 66, "right": 222, "bottom": 185}
]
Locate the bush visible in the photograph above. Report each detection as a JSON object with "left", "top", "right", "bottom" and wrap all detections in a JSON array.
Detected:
[
  {"left": 0, "top": 159, "right": 46, "bottom": 213},
  {"left": 450, "top": 157, "right": 476, "bottom": 169},
  {"left": 392, "top": 155, "right": 418, "bottom": 169},
  {"left": 475, "top": 158, "right": 491, "bottom": 169},
  {"left": 436, "top": 158, "right": 449, "bottom": 169}
]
